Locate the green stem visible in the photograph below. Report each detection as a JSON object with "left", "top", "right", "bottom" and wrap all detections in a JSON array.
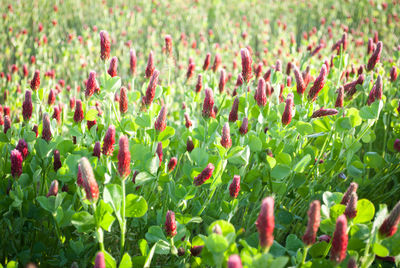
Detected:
[
  {"left": 120, "top": 178, "right": 126, "bottom": 258},
  {"left": 299, "top": 246, "right": 310, "bottom": 267}
]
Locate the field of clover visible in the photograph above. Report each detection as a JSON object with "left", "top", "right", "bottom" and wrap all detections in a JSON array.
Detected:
[{"left": 1, "top": 0, "right": 400, "bottom": 267}]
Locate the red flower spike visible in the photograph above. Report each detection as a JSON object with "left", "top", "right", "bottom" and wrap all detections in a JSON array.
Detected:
[
  {"left": 212, "top": 53, "right": 221, "bottom": 73},
  {"left": 165, "top": 35, "right": 173, "bottom": 56},
  {"left": 118, "top": 135, "right": 131, "bottom": 178},
  {"left": 94, "top": 252, "right": 106, "bottom": 268},
  {"left": 187, "top": 137, "right": 194, "bottom": 152},
  {"left": 185, "top": 62, "right": 195, "bottom": 81},
  {"left": 102, "top": 125, "right": 115, "bottom": 156},
  {"left": 155, "top": 106, "right": 167, "bottom": 132},
  {"left": 229, "top": 97, "right": 239, "bottom": 122},
  {"left": 203, "top": 53, "right": 211, "bottom": 71},
  {"left": 195, "top": 74, "right": 203, "bottom": 93},
  {"left": 282, "top": 93, "right": 294, "bottom": 125},
  {"left": 47, "top": 180, "right": 59, "bottom": 197},
  {"left": 194, "top": 163, "right": 215, "bottom": 186},
  {"left": 341, "top": 182, "right": 358, "bottom": 205},
  {"left": 30, "top": 70, "right": 40, "bottom": 91},
  {"left": 119, "top": 87, "right": 128, "bottom": 114},
  {"left": 379, "top": 200, "right": 400, "bottom": 238},
  {"left": 330, "top": 215, "right": 348, "bottom": 263},
  {"left": 145, "top": 51, "right": 155, "bottom": 79},
  {"left": 256, "top": 197, "right": 275, "bottom": 249},
  {"left": 86, "top": 71, "right": 97, "bottom": 98},
  {"left": 79, "top": 157, "right": 99, "bottom": 201},
  {"left": 168, "top": 157, "right": 177, "bottom": 172},
  {"left": 344, "top": 74, "right": 365, "bottom": 97},
  {"left": 229, "top": 175, "right": 241, "bottom": 198},
  {"left": 16, "top": 139, "right": 28, "bottom": 159},
  {"left": 10, "top": 149, "right": 23, "bottom": 178},
  {"left": 227, "top": 254, "right": 243, "bottom": 268},
  {"left": 311, "top": 108, "right": 338, "bottom": 118},
  {"left": 53, "top": 106, "right": 61, "bottom": 124},
  {"left": 302, "top": 200, "right": 321, "bottom": 245},
  {"left": 335, "top": 86, "right": 344, "bottom": 108},
  {"left": 184, "top": 113, "right": 192, "bottom": 128},
  {"left": 367, "top": 38, "right": 374, "bottom": 54},
  {"left": 22, "top": 90, "right": 33, "bottom": 121},
  {"left": 144, "top": 70, "right": 160, "bottom": 106},
  {"left": 100, "top": 30, "right": 110, "bottom": 61},
  {"left": 308, "top": 65, "right": 327, "bottom": 101},
  {"left": 156, "top": 142, "right": 163, "bottom": 165},
  {"left": 390, "top": 67, "right": 398, "bottom": 82},
  {"left": 53, "top": 150, "right": 62, "bottom": 171},
  {"left": 344, "top": 192, "right": 358, "bottom": 219},
  {"left": 202, "top": 88, "right": 215, "bottom": 119},
  {"left": 220, "top": 123, "right": 232, "bottom": 149},
  {"left": 73, "top": 100, "right": 84, "bottom": 123},
  {"left": 165, "top": 210, "right": 177, "bottom": 237},
  {"left": 293, "top": 64, "right": 306, "bottom": 95},
  {"left": 374, "top": 75, "right": 383, "bottom": 100},
  {"left": 239, "top": 117, "right": 249, "bottom": 135},
  {"left": 367, "top": 41, "right": 382, "bottom": 71},
  {"left": 93, "top": 141, "right": 101, "bottom": 158},
  {"left": 42, "top": 113, "right": 52, "bottom": 142},
  {"left": 107, "top": 56, "right": 118, "bottom": 77},
  {"left": 218, "top": 69, "right": 227, "bottom": 93},
  {"left": 255, "top": 78, "right": 267, "bottom": 107},
  {"left": 241, "top": 48, "right": 252, "bottom": 83}
]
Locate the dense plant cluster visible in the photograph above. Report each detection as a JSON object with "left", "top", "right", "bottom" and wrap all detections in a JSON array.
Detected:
[{"left": 1, "top": 1, "right": 400, "bottom": 267}]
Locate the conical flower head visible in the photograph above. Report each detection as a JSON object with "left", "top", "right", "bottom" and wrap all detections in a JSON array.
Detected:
[
  {"left": 256, "top": 197, "right": 275, "bottom": 249},
  {"left": 379, "top": 200, "right": 400, "bottom": 238},
  {"left": 79, "top": 157, "right": 99, "bottom": 201},
  {"left": 165, "top": 35, "right": 173, "bottom": 56},
  {"left": 367, "top": 41, "right": 382, "bottom": 71},
  {"left": 42, "top": 113, "right": 52, "bottom": 142},
  {"left": 30, "top": 70, "right": 40, "bottom": 91},
  {"left": 227, "top": 254, "right": 243, "bottom": 268},
  {"left": 302, "top": 200, "right": 321, "bottom": 245},
  {"left": 228, "top": 97, "right": 239, "bottom": 122},
  {"left": 239, "top": 117, "right": 248, "bottom": 135},
  {"left": 165, "top": 210, "right": 177, "bottom": 237},
  {"left": 47, "top": 180, "right": 59, "bottom": 197},
  {"left": 102, "top": 125, "right": 115, "bottom": 156},
  {"left": 341, "top": 182, "right": 358, "bottom": 205},
  {"left": 293, "top": 64, "right": 306, "bottom": 95},
  {"left": 344, "top": 192, "right": 358, "bottom": 219},
  {"left": 335, "top": 86, "right": 344, "bottom": 108},
  {"left": 212, "top": 53, "right": 221, "bottom": 73},
  {"left": 16, "top": 139, "right": 28, "bottom": 159},
  {"left": 194, "top": 163, "right": 214, "bottom": 186},
  {"left": 94, "top": 251, "right": 106, "bottom": 268},
  {"left": 220, "top": 123, "right": 232, "bottom": 149},
  {"left": 202, "top": 88, "right": 215, "bottom": 119},
  {"left": 107, "top": 56, "right": 118, "bottom": 77},
  {"left": 119, "top": 87, "right": 128, "bottom": 114},
  {"left": 155, "top": 106, "right": 167, "bottom": 132},
  {"left": 93, "top": 141, "right": 101, "bottom": 158},
  {"left": 330, "top": 215, "right": 348, "bottom": 263},
  {"left": 73, "top": 99, "right": 84, "bottom": 123},
  {"left": 195, "top": 74, "right": 203, "bottom": 93},
  {"left": 203, "top": 53, "right": 211, "bottom": 71},
  {"left": 53, "top": 149, "right": 62, "bottom": 171},
  {"left": 10, "top": 149, "right": 23, "bottom": 178},
  {"left": 308, "top": 65, "right": 327, "bottom": 101},
  {"left": 118, "top": 135, "right": 131, "bottom": 178},
  {"left": 255, "top": 78, "right": 267, "bottom": 107},
  {"left": 100, "top": 30, "right": 110, "bottom": 61},
  {"left": 241, "top": 48, "right": 252, "bottom": 83},
  {"left": 22, "top": 90, "right": 33, "bottom": 121},
  {"left": 229, "top": 175, "right": 241, "bottom": 198},
  {"left": 144, "top": 70, "right": 159, "bottom": 106},
  {"left": 311, "top": 108, "right": 338, "bottom": 118},
  {"left": 85, "top": 71, "right": 97, "bottom": 98},
  {"left": 282, "top": 93, "right": 294, "bottom": 125},
  {"left": 145, "top": 51, "right": 155, "bottom": 79},
  {"left": 374, "top": 74, "right": 383, "bottom": 100},
  {"left": 168, "top": 157, "right": 177, "bottom": 172}
]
